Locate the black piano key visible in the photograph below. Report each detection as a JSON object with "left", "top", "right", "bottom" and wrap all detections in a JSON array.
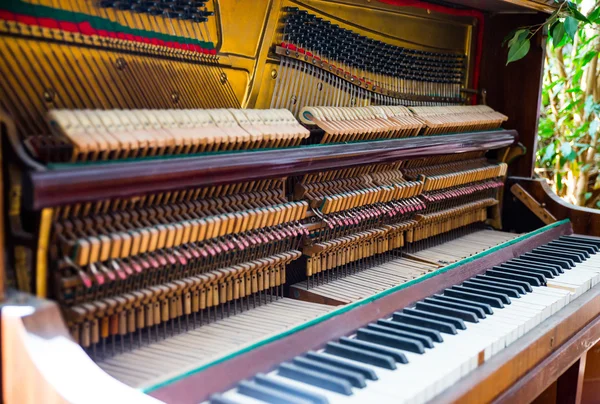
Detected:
[
  {"left": 367, "top": 323, "right": 434, "bottom": 348},
  {"left": 376, "top": 319, "right": 444, "bottom": 342},
  {"left": 489, "top": 267, "right": 544, "bottom": 286},
  {"left": 500, "top": 262, "right": 555, "bottom": 279},
  {"left": 325, "top": 342, "right": 396, "bottom": 370},
  {"left": 540, "top": 245, "right": 587, "bottom": 260},
  {"left": 431, "top": 294, "right": 494, "bottom": 314},
  {"left": 521, "top": 252, "right": 573, "bottom": 269},
  {"left": 210, "top": 394, "right": 241, "bottom": 404},
  {"left": 415, "top": 301, "right": 479, "bottom": 323},
  {"left": 424, "top": 297, "right": 486, "bottom": 319},
  {"left": 392, "top": 312, "right": 458, "bottom": 334},
  {"left": 238, "top": 380, "right": 312, "bottom": 404},
  {"left": 356, "top": 328, "right": 425, "bottom": 353},
  {"left": 533, "top": 246, "right": 583, "bottom": 263},
  {"left": 292, "top": 357, "right": 366, "bottom": 388},
  {"left": 449, "top": 285, "right": 511, "bottom": 305},
  {"left": 338, "top": 337, "right": 408, "bottom": 363},
  {"left": 560, "top": 235, "right": 600, "bottom": 248},
  {"left": 474, "top": 275, "right": 530, "bottom": 293},
  {"left": 255, "top": 373, "right": 329, "bottom": 404},
  {"left": 278, "top": 363, "right": 353, "bottom": 395},
  {"left": 547, "top": 241, "right": 592, "bottom": 257},
  {"left": 509, "top": 258, "right": 563, "bottom": 275},
  {"left": 462, "top": 280, "right": 521, "bottom": 298},
  {"left": 402, "top": 308, "right": 466, "bottom": 330},
  {"left": 484, "top": 269, "right": 541, "bottom": 287},
  {"left": 549, "top": 240, "right": 597, "bottom": 254},
  {"left": 306, "top": 352, "right": 378, "bottom": 380},
  {"left": 443, "top": 288, "right": 504, "bottom": 309}
]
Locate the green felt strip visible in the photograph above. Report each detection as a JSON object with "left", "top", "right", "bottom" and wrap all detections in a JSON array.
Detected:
[{"left": 141, "top": 219, "right": 571, "bottom": 393}]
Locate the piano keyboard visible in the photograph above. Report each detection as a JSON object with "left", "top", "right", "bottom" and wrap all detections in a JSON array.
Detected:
[
  {"left": 210, "top": 235, "right": 600, "bottom": 404},
  {"left": 95, "top": 298, "right": 334, "bottom": 388},
  {"left": 291, "top": 229, "right": 516, "bottom": 305}
]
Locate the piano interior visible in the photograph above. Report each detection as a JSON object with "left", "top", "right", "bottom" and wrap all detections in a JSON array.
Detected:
[{"left": 1, "top": 1, "right": 599, "bottom": 403}]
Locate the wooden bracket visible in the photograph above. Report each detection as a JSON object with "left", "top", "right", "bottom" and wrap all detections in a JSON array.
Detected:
[{"left": 511, "top": 183, "right": 557, "bottom": 225}]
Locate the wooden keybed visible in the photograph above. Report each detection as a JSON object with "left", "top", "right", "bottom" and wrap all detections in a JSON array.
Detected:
[{"left": 2, "top": 0, "right": 600, "bottom": 403}]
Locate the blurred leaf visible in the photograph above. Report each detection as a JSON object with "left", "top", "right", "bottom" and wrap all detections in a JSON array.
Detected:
[
  {"left": 585, "top": 192, "right": 592, "bottom": 201},
  {"left": 557, "top": 172, "right": 564, "bottom": 192},
  {"left": 551, "top": 21, "right": 566, "bottom": 46},
  {"left": 567, "top": 2, "right": 589, "bottom": 23},
  {"left": 564, "top": 17, "right": 578, "bottom": 41},
  {"left": 589, "top": 6, "right": 600, "bottom": 23},
  {"left": 584, "top": 95, "right": 597, "bottom": 119},
  {"left": 542, "top": 144, "right": 556, "bottom": 163},
  {"left": 580, "top": 51, "right": 598, "bottom": 67},
  {"left": 590, "top": 120, "right": 599, "bottom": 137},
  {"left": 566, "top": 87, "right": 582, "bottom": 93},
  {"left": 560, "top": 141, "right": 577, "bottom": 161},
  {"left": 507, "top": 37, "right": 530, "bottom": 64}
]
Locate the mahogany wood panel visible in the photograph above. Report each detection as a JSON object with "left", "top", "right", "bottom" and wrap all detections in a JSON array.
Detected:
[
  {"left": 582, "top": 341, "right": 600, "bottom": 403},
  {"left": 491, "top": 316, "right": 599, "bottom": 403},
  {"left": 479, "top": 13, "right": 547, "bottom": 178},
  {"left": 148, "top": 222, "right": 571, "bottom": 403},
  {"left": 511, "top": 177, "right": 600, "bottom": 236},
  {"left": 26, "top": 130, "right": 517, "bottom": 209},
  {"left": 556, "top": 356, "right": 587, "bottom": 404}
]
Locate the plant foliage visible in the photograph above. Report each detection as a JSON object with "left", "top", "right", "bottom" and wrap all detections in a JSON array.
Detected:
[{"left": 505, "top": 0, "right": 600, "bottom": 207}]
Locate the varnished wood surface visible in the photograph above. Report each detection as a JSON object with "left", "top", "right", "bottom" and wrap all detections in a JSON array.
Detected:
[
  {"left": 1, "top": 290, "right": 160, "bottom": 404},
  {"left": 26, "top": 130, "right": 517, "bottom": 209},
  {"left": 511, "top": 177, "right": 600, "bottom": 236},
  {"left": 148, "top": 222, "right": 571, "bottom": 403},
  {"left": 582, "top": 341, "right": 600, "bottom": 403}
]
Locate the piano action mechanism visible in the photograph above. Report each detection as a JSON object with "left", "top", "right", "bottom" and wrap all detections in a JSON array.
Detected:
[{"left": 0, "top": 0, "right": 599, "bottom": 403}]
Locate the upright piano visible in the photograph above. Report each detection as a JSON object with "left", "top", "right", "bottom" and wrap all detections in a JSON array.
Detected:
[{"left": 1, "top": 0, "right": 599, "bottom": 403}]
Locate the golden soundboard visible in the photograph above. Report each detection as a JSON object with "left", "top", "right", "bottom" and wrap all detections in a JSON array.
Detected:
[{"left": 1, "top": 1, "right": 599, "bottom": 404}]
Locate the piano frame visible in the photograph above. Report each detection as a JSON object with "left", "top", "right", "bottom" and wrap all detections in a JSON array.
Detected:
[{"left": 2, "top": 0, "right": 600, "bottom": 403}]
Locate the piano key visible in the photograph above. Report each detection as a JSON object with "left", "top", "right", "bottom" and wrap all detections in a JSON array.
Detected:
[
  {"left": 533, "top": 246, "right": 582, "bottom": 263},
  {"left": 210, "top": 393, "right": 244, "bottom": 404},
  {"left": 462, "top": 280, "right": 521, "bottom": 298},
  {"left": 254, "top": 373, "right": 329, "bottom": 404},
  {"left": 448, "top": 285, "right": 511, "bottom": 305},
  {"left": 469, "top": 276, "right": 528, "bottom": 294},
  {"left": 414, "top": 301, "right": 479, "bottom": 323},
  {"left": 292, "top": 357, "right": 367, "bottom": 388},
  {"left": 278, "top": 363, "right": 354, "bottom": 395},
  {"left": 500, "top": 262, "right": 555, "bottom": 279},
  {"left": 560, "top": 235, "right": 600, "bottom": 248},
  {"left": 338, "top": 337, "right": 409, "bottom": 364},
  {"left": 356, "top": 328, "right": 425, "bottom": 353},
  {"left": 443, "top": 288, "right": 504, "bottom": 308},
  {"left": 237, "top": 380, "right": 314, "bottom": 404},
  {"left": 521, "top": 252, "right": 573, "bottom": 269},
  {"left": 376, "top": 319, "right": 444, "bottom": 342},
  {"left": 431, "top": 294, "right": 494, "bottom": 314},
  {"left": 324, "top": 342, "right": 397, "bottom": 370},
  {"left": 548, "top": 240, "right": 597, "bottom": 254},
  {"left": 487, "top": 267, "right": 544, "bottom": 286},
  {"left": 392, "top": 312, "right": 458, "bottom": 334},
  {"left": 424, "top": 297, "right": 486, "bottom": 319},
  {"left": 306, "top": 352, "right": 378, "bottom": 380},
  {"left": 366, "top": 323, "right": 434, "bottom": 348},
  {"left": 508, "top": 258, "right": 563, "bottom": 275}
]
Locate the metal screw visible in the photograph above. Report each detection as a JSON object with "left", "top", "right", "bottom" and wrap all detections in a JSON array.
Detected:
[
  {"left": 271, "top": 69, "right": 278, "bottom": 79},
  {"left": 171, "top": 91, "right": 180, "bottom": 104},
  {"left": 115, "top": 58, "right": 127, "bottom": 70},
  {"left": 43, "top": 89, "right": 56, "bottom": 103}
]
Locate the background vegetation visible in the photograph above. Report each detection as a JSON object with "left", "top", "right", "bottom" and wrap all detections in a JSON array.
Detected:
[{"left": 506, "top": 0, "right": 600, "bottom": 207}]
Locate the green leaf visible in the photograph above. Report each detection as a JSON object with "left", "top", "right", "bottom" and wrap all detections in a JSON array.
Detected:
[
  {"left": 551, "top": 21, "right": 566, "bottom": 46},
  {"left": 507, "top": 29, "right": 529, "bottom": 47},
  {"left": 585, "top": 192, "right": 592, "bottom": 201},
  {"left": 566, "top": 87, "right": 582, "bottom": 93},
  {"left": 596, "top": 200, "right": 600, "bottom": 209},
  {"left": 507, "top": 37, "right": 530, "bottom": 65},
  {"left": 560, "top": 141, "right": 573, "bottom": 156},
  {"left": 567, "top": 2, "right": 589, "bottom": 23},
  {"left": 580, "top": 51, "right": 598, "bottom": 67},
  {"left": 557, "top": 172, "right": 563, "bottom": 192},
  {"left": 564, "top": 17, "right": 578, "bottom": 41},
  {"left": 589, "top": 6, "right": 600, "bottom": 23},
  {"left": 542, "top": 144, "right": 556, "bottom": 163},
  {"left": 584, "top": 95, "right": 596, "bottom": 119},
  {"left": 590, "top": 120, "right": 599, "bottom": 137}
]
